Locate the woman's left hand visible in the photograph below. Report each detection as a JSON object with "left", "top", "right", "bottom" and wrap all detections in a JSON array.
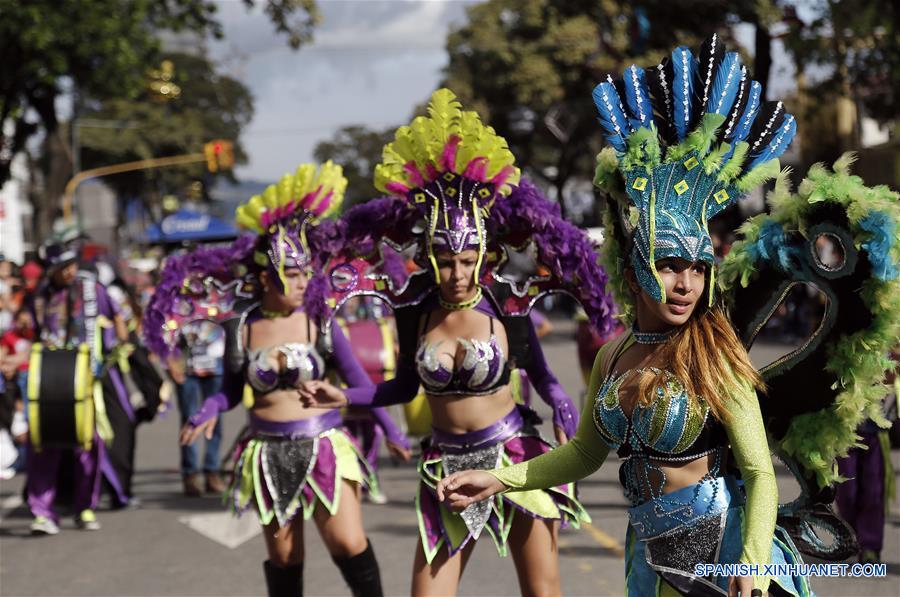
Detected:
[
  {"left": 297, "top": 380, "right": 347, "bottom": 408},
  {"left": 727, "top": 575, "right": 757, "bottom": 596},
  {"left": 386, "top": 440, "right": 412, "bottom": 462},
  {"left": 554, "top": 425, "right": 569, "bottom": 445},
  {"left": 436, "top": 470, "right": 506, "bottom": 511}
]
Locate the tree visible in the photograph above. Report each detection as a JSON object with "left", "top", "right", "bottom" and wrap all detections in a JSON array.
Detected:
[
  {"left": 441, "top": 0, "right": 778, "bottom": 217},
  {"left": 781, "top": 0, "right": 897, "bottom": 162},
  {"left": 0, "top": 0, "right": 319, "bottom": 236},
  {"left": 78, "top": 52, "right": 254, "bottom": 201},
  {"left": 313, "top": 125, "right": 396, "bottom": 208}
]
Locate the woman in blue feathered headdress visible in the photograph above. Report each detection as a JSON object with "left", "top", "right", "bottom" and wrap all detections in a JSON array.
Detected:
[{"left": 438, "top": 34, "right": 813, "bottom": 596}]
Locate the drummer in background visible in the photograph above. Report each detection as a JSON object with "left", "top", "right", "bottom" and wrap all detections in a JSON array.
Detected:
[{"left": 25, "top": 233, "right": 129, "bottom": 536}]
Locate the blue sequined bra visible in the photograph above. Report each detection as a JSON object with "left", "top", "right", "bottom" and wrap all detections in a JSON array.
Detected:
[{"left": 592, "top": 368, "right": 727, "bottom": 505}]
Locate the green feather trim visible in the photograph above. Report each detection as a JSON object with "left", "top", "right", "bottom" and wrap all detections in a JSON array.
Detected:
[
  {"left": 718, "top": 214, "right": 766, "bottom": 290},
  {"left": 832, "top": 151, "right": 858, "bottom": 176},
  {"left": 735, "top": 158, "right": 781, "bottom": 193},
  {"left": 666, "top": 113, "right": 727, "bottom": 163},
  {"left": 766, "top": 167, "right": 794, "bottom": 214},
  {"left": 593, "top": 148, "right": 622, "bottom": 195},
  {"left": 621, "top": 126, "right": 662, "bottom": 172},
  {"left": 716, "top": 142, "right": 750, "bottom": 183},
  {"left": 703, "top": 142, "right": 731, "bottom": 175},
  {"left": 599, "top": 206, "right": 634, "bottom": 323}
]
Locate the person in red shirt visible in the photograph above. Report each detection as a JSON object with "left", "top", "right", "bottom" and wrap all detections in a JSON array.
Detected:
[{"left": 0, "top": 309, "right": 35, "bottom": 384}]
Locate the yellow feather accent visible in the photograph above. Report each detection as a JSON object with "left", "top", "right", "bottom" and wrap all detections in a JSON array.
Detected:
[
  {"left": 375, "top": 88, "right": 520, "bottom": 196},
  {"left": 234, "top": 161, "right": 348, "bottom": 231}
]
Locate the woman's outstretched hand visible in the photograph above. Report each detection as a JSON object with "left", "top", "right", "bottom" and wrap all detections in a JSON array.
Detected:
[
  {"left": 386, "top": 440, "right": 412, "bottom": 462},
  {"left": 297, "top": 380, "right": 348, "bottom": 408},
  {"left": 436, "top": 470, "right": 507, "bottom": 512},
  {"left": 180, "top": 417, "right": 217, "bottom": 446}
]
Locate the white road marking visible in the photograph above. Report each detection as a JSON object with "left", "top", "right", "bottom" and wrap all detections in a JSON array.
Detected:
[
  {"left": 178, "top": 511, "right": 261, "bottom": 549},
  {"left": 0, "top": 494, "right": 23, "bottom": 520}
]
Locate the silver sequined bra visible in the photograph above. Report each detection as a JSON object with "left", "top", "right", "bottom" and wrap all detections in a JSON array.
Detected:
[
  {"left": 415, "top": 335, "right": 511, "bottom": 396},
  {"left": 247, "top": 343, "right": 325, "bottom": 394}
]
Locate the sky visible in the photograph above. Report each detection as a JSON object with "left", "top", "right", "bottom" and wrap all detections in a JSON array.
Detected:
[
  {"left": 208, "top": 0, "right": 479, "bottom": 183},
  {"left": 207, "top": 0, "right": 808, "bottom": 185}
]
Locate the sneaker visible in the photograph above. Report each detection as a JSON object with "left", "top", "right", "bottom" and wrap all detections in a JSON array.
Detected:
[
  {"left": 365, "top": 490, "right": 388, "bottom": 505},
  {"left": 859, "top": 549, "right": 882, "bottom": 564},
  {"left": 75, "top": 509, "right": 101, "bottom": 531},
  {"left": 205, "top": 472, "right": 226, "bottom": 494},
  {"left": 30, "top": 516, "right": 60, "bottom": 536}
]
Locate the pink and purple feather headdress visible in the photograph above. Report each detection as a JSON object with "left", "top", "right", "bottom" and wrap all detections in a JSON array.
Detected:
[
  {"left": 374, "top": 88, "right": 520, "bottom": 282},
  {"left": 236, "top": 161, "right": 347, "bottom": 292}
]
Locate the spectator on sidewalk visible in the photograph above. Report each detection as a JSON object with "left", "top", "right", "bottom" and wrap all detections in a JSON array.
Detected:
[{"left": 168, "top": 319, "right": 226, "bottom": 496}]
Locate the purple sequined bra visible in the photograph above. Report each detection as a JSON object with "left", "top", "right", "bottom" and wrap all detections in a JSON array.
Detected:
[
  {"left": 247, "top": 343, "right": 325, "bottom": 393},
  {"left": 415, "top": 313, "right": 511, "bottom": 396}
]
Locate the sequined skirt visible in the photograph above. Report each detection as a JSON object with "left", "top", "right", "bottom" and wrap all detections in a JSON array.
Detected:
[
  {"left": 229, "top": 410, "right": 378, "bottom": 528},
  {"left": 417, "top": 405, "right": 589, "bottom": 564},
  {"left": 625, "top": 475, "right": 813, "bottom": 596}
]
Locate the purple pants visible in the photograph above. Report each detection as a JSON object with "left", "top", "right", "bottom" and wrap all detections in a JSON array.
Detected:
[
  {"left": 27, "top": 440, "right": 101, "bottom": 523},
  {"left": 836, "top": 432, "right": 885, "bottom": 552}
]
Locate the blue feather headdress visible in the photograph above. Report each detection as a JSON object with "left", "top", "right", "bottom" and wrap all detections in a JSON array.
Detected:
[{"left": 593, "top": 34, "right": 797, "bottom": 304}]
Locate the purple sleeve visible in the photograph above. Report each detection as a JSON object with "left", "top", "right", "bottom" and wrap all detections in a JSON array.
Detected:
[
  {"left": 344, "top": 363, "right": 421, "bottom": 407},
  {"left": 370, "top": 406, "right": 410, "bottom": 449},
  {"left": 95, "top": 283, "right": 122, "bottom": 350},
  {"left": 95, "top": 283, "right": 121, "bottom": 317},
  {"left": 329, "top": 324, "right": 410, "bottom": 448},
  {"left": 523, "top": 319, "right": 578, "bottom": 438},
  {"left": 529, "top": 309, "right": 547, "bottom": 328},
  {"left": 187, "top": 368, "right": 244, "bottom": 426},
  {"left": 329, "top": 324, "right": 373, "bottom": 389}
]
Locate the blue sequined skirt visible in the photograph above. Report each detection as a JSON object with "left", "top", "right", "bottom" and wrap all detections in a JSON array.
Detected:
[{"left": 625, "top": 476, "right": 813, "bottom": 596}]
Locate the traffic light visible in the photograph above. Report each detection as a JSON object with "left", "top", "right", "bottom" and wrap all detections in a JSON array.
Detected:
[{"left": 204, "top": 140, "right": 234, "bottom": 172}]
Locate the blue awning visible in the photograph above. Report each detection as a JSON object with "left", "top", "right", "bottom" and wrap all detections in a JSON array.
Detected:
[{"left": 142, "top": 209, "right": 238, "bottom": 244}]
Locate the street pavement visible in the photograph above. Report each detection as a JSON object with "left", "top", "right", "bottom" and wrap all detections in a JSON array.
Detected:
[{"left": 1, "top": 318, "right": 898, "bottom": 596}]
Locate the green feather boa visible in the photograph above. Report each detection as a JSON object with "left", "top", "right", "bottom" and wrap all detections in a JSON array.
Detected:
[{"left": 719, "top": 153, "right": 900, "bottom": 489}]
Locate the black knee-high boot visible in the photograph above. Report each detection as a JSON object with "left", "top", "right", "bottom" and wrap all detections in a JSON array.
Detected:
[
  {"left": 332, "top": 540, "right": 383, "bottom": 597},
  {"left": 263, "top": 560, "right": 303, "bottom": 597}
]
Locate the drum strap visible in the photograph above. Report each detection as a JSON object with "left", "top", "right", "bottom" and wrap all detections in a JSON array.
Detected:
[{"left": 93, "top": 378, "right": 113, "bottom": 443}]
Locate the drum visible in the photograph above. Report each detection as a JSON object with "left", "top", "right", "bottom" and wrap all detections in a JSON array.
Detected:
[
  {"left": 338, "top": 317, "right": 395, "bottom": 383},
  {"left": 27, "top": 344, "right": 95, "bottom": 451}
]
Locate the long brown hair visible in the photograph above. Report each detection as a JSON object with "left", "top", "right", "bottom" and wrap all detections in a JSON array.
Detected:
[{"left": 637, "top": 303, "right": 764, "bottom": 423}]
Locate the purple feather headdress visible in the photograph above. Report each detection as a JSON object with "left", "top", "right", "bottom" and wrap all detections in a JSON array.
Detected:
[
  {"left": 492, "top": 180, "right": 616, "bottom": 336},
  {"left": 143, "top": 163, "right": 349, "bottom": 358},
  {"left": 235, "top": 161, "right": 347, "bottom": 294}
]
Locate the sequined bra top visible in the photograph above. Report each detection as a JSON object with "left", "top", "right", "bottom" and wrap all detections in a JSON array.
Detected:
[
  {"left": 592, "top": 368, "right": 726, "bottom": 463},
  {"left": 415, "top": 311, "right": 511, "bottom": 396},
  {"left": 245, "top": 314, "right": 326, "bottom": 394}
]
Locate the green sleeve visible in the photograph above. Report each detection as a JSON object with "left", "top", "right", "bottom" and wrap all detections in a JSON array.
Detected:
[
  {"left": 489, "top": 345, "right": 611, "bottom": 490},
  {"left": 723, "top": 378, "right": 777, "bottom": 592}
]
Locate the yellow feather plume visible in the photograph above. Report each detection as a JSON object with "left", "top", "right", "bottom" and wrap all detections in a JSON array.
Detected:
[
  {"left": 374, "top": 88, "right": 520, "bottom": 196},
  {"left": 235, "top": 161, "right": 347, "bottom": 233}
]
